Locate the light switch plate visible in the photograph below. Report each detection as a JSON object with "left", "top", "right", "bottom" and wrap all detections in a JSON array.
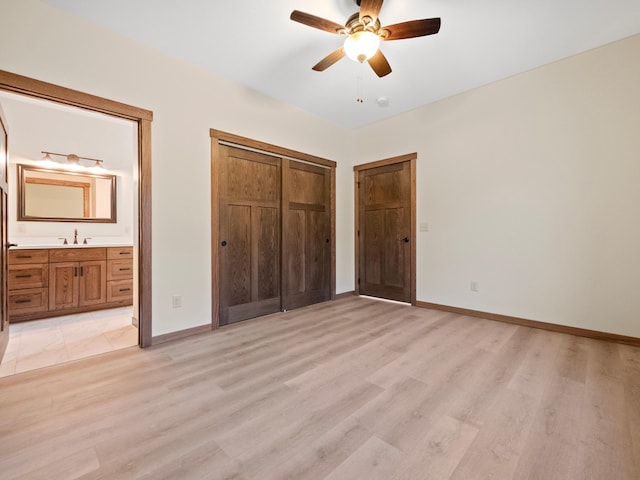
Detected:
[{"left": 172, "top": 295, "right": 182, "bottom": 308}]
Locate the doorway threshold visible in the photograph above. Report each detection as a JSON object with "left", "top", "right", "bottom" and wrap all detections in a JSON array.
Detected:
[{"left": 358, "top": 295, "right": 411, "bottom": 306}]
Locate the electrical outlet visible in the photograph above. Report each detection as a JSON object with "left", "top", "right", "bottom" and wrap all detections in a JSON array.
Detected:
[
  {"left": 172, "top": 295, "right": 182, "bottom": 308},
  {"left": 470, "top": 281, "right": 479, "bottom": 292}
]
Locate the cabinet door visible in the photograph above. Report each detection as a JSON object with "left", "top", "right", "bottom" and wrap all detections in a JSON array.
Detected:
[
  {"left": 49, "top": 262, "right": 79, "bottom": 311},
  {"left": 79, "top": 260, "right": 106, "bottom": 307}
]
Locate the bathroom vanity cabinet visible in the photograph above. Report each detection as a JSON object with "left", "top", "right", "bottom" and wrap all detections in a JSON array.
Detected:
[{"left": 8, "top": 246, "right": 133, "bottom": 322}]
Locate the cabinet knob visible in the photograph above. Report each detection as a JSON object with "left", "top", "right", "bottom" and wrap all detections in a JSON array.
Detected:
[{"left": 221, "top": 241, "right": 227, "bottom": 247}]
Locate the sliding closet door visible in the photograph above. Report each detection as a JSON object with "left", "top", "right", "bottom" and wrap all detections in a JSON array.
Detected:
[
  {"left": 282, "top": 160, "right": 331, "bottom": 310},
  {"left": 219, "top": 146, "right": 281, "bottom": 325}
]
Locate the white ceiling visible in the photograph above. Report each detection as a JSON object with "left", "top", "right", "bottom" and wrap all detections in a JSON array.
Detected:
[{"left": 42, "top": 0, "right": 640, "bottom": 129}]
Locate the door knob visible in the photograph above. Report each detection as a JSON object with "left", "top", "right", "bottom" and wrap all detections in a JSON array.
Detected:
[{"left": 402, "top": 237, "right": 409, "bottom": 243}]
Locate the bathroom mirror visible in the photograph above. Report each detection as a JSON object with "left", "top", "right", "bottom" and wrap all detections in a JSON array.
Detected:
[{"left": 17, "top": 164, "right": 117, "bottom": 223}]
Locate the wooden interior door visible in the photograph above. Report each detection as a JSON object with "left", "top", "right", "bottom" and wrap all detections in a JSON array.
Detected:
[
  {"left": 0, "top": 103, "right": 8, "bottom": 362},
  {"left": 282, "top": 160, "right": 331, "bottom": 310},
  {"left": 357, "top": 160, "right": 412, "bottom": 303},
  {"left": 219, "top": 146, "right": 281, "bottom": 325}
]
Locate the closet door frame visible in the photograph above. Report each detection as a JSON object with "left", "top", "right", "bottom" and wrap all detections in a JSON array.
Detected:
[{"left": 210, "top": 129, "right": 336, "bottom": 329}]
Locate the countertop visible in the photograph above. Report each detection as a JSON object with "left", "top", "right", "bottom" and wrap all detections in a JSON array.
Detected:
[{"left": 10, "top": 244, "right": 133, "bottom": 250}]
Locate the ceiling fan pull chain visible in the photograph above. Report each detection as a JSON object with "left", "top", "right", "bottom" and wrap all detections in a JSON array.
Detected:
[{"left": 356, "top": 75, "right": 364, "bottom": 104}]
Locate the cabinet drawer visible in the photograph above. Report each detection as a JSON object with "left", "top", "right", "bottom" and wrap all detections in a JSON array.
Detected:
[
  {"left": 49, "top": 248, "right": 106, "bottom": 262},
  {"left": 107, "top": 246, "right": 133, "bottom": 260},
  {"left": 107, "top": 280, "right": 134, "bottom": 303},
  {"left": 9, "top": 249, "right": 49, "bottom": 264},
  {"left": 8, "top": 288, "right": 49, "bottom": 315},
  {"left": 9, "top": 264, "right": 48, "bottom": 290},
  {"left": 107, "top": 259, "right": 133, "bottom": 281}
]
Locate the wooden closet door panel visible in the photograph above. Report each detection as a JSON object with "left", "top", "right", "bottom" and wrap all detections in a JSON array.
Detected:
[
  {"left": 227, "top": 204, "right": 251, "bottom": 307},
  {"left": 282, "top": 160, "right": 331, "bottom": 310},
  {"left": 286, "top": 209, "right": 305, "bottom": 295},
  {"left": 227, "top": 155, "right": 278, "bottom": 202},
  {"left": 306, "top": 210, "right": 329, "bottom": 292},
  {"left": 255, "top": 206, "right": 279, "bottom": 301},
  {"left": 288, "top": 166, "right": 325, "bottom": 205},
  {"left": 219, "top": 146, "right": 281, "bottom": 325}
]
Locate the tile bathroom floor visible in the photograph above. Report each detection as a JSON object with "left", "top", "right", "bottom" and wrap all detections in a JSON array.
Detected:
[{"left": 0, "top": 306, "right": 138, "bottom": 377}]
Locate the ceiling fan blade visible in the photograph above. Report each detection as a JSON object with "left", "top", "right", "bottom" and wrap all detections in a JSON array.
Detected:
[
  {"left": 312, "top": 47, "right": 346, "bottom": 71},
  {"left": 359, "top": 0, "right": 384, "bottom": 23},
  {"left": 382, "top": 18, "right": 441, "bottom": 41},
  {"left": 367, "top": 49, "right": 392, "bottom": 77},
  {"left": 290, "top": 10, "right": 345, "bottom": 34}
]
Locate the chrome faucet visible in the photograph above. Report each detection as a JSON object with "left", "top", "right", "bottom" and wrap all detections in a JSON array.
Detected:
[{"left": 73, "top": 229, "right": 78, "bottom": 245}]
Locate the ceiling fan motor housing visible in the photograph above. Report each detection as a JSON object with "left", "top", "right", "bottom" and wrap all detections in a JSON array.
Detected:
[{"left": 290, "top": 0, "right": 441, "bottom": 78}]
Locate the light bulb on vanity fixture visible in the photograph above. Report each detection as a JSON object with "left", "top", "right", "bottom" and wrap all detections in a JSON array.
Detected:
[
  {"left": 40, "top": 152, "right": 57, "bottom": 167},
  {"left": 39, "top": 151, "right": 107, "bottom": 172}
]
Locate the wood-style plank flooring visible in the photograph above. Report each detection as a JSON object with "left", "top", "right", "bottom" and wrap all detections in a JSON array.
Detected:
[{"left": 1, "top": 296, "right": 639, "bottom": 479}]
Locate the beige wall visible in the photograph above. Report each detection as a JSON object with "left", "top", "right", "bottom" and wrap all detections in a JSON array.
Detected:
[
  {"left": 353, "top": 35, "right": 640, "bottom": 337},
  {"left": 1, "top": 0, "right": 638, "bottom": 338},
  {"left": 0, "top": 0, "right": 353, "bottom": 336}
]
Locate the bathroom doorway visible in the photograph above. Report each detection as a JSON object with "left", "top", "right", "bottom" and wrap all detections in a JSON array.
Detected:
[{"left": 0, "top": 70, "right": 152, "bottom": 375}]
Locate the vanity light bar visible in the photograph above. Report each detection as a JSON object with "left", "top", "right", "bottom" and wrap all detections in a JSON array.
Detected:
[{"left": 41, "top": 151, "right": 105, "bottom": 169}]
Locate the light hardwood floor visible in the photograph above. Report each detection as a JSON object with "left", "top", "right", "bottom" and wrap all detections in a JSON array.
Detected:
[{"left": 0, "top": 296, "right": 638, "bottom": 479}]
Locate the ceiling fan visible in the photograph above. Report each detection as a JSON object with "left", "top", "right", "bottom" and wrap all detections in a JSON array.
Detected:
[{"left": 290, "top": 0, "right": 441, "bottom": 78}]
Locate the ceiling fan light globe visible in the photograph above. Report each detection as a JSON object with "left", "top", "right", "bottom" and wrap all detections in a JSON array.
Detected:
[{"left": 344, "top": 31, "right": 380, "bottom": 63}]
